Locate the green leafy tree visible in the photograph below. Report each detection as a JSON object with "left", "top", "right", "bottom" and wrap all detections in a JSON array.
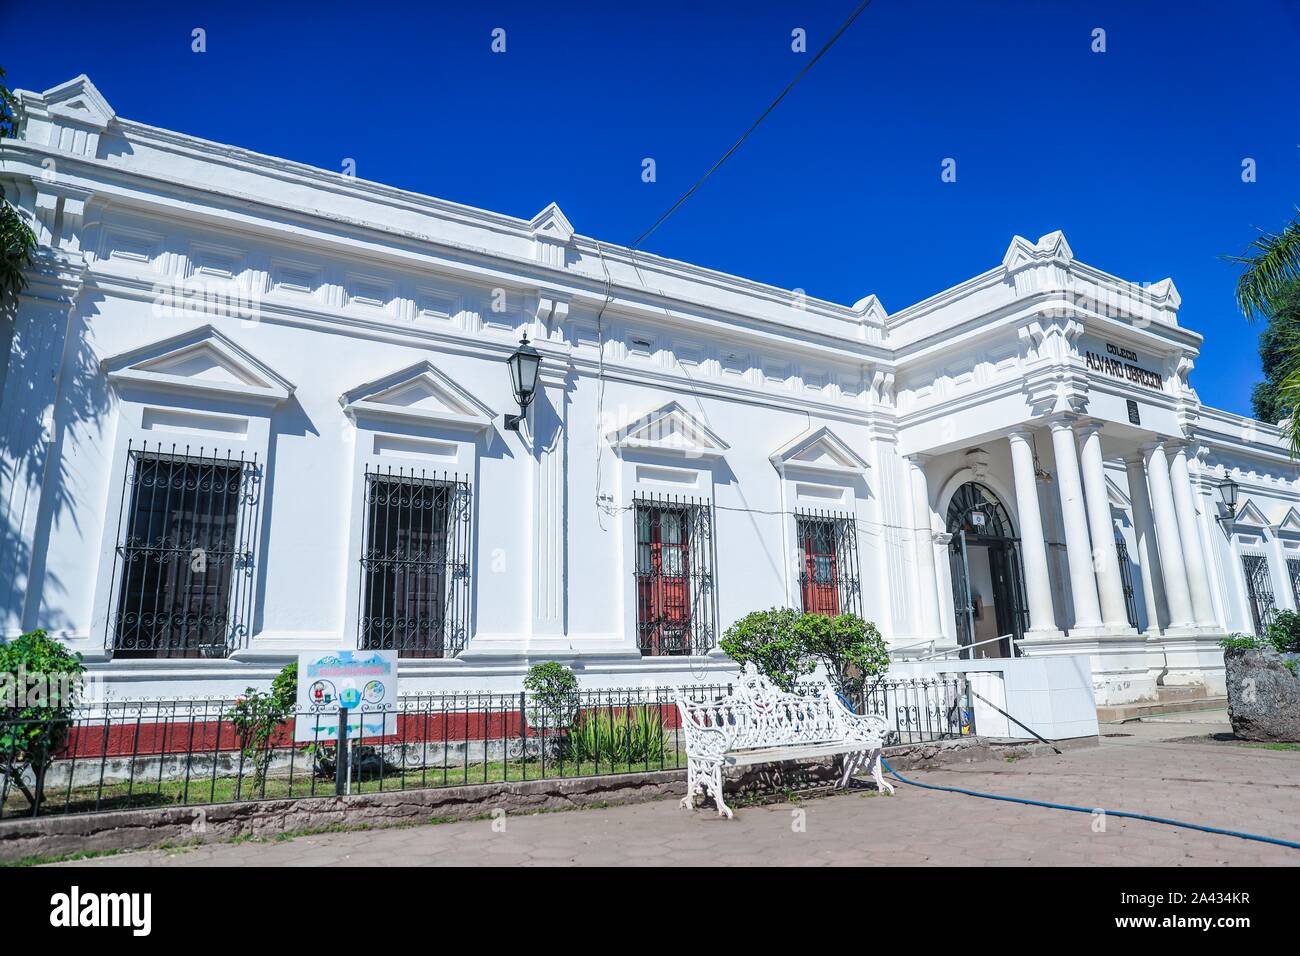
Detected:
[
  {"left": 720, "top": 607, "right": 818, "bottom": 691},
  {"left": 800, "top": 613, "right": 890, "bottom": 701},
  {"left": 1265, "top": 609, "right": 1300, "bottom": 655},
  {"left": 0, "top": 630, "right": 85, "bottom": 811},
  {"left": 522, "top": 661, "right": 580, "bottom": 729},
  {"left": 225, "top": 661, "right": 298, "bottom": 793},
  {"left": 1250, "top": 281, "right": 1300, "bottom": 424},
  {"left": 1, "top": 66, "right": 37, "bottom": 302}
]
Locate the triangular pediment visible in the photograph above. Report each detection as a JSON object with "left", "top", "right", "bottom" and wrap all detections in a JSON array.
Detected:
[
  {"left": 607, "top": 401, "right": 729, "bottom": 458},
  {"left": 1234, "top": 498, "right": 1270, "bottom": 529},
  {"left": 1272, "top": 506, "right": 1300, "bottom": 535},
  {"left": 340, "top": 361, "right": 494, "bottom": 431},
  {"left": 530, "top": 202, "right": 574, "bottom": 243},
  {"left": 101, "top": 325, "right": 293, "bottom": 407},
  {"left": 40, "top": 74, "right": 115, "bottom": 129},
  {"left": 770, "top": 426, "right": 869, "bottom": 475}
]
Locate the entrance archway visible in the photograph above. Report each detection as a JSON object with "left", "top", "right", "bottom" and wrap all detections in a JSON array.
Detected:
[{"left": 946, "top": 482, "right": 1028, "bottom": 658}]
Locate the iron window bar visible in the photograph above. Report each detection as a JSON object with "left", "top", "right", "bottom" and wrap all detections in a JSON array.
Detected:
[
  {"left": 358, "top": 466, "right": 472, "bottom": 659},
  {"left": 632, "top": 492, "right": 717, "bottom": 656},
  {"left": 1288, "top": 557, "right": 1300, "bottom": 610},
  {"left": 794, "top": 509, "right": 862, "bottom": 618},
  {"left": 104, "top": 441, "right": 260, "bottom": 659},
  {"left": 1241, "top": 552, "right": 1277, "bottom": 638}
]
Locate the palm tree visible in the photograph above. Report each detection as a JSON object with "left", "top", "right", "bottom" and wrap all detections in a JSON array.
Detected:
[
  {"left": 1, "top": 66, "right": 36, "bottom": 302},
  {"left": 1227, "top": 214, "right": 1300, "bottom": 320},
  {"left": 1227, "top": 214, "right": 1300, "bottom": 454}
]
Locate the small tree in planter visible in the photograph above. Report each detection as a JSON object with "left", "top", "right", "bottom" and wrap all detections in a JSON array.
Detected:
[
  {"left": 0, "top": 630, "right": 86, "bottom": 813},
  {"left": 226, "top": 661, "right": 298, "bottom": 793},
  {"left": 522, "top": 661, "right": 580, "bottom": 732}
]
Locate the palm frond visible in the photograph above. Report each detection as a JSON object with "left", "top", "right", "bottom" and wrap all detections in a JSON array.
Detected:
[{"left": 1224, "top": 214, "right": 1300, "bottom": 320}]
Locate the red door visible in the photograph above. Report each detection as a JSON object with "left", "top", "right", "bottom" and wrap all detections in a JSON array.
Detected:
[
  {"left": 636, "top": 508, "right": 692, "bottom": 655},
  {"left": 800, "top": 520, "right": 840, "bottom": 616}
]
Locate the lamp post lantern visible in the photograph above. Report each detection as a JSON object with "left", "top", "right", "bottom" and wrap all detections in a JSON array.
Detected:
[
  {"left": 1215, "top": 475, "right": 1239, "bottom": 523},
  {"left": 504, "top": 333, "right": 542, "bottom": 431}
]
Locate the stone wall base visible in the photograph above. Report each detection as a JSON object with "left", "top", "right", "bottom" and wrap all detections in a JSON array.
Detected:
[{"left": 0, "top": 735, "right": 1094, "bottom": 864}]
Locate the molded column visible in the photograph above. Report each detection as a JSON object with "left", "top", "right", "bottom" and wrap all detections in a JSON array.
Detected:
[
  {"left": 1144, "top": 442, "right": 1195, "bottom": 629},
  {"left": 905, "top": 454, "right": 943, "bottom": 640},
  {"left": 1167, "top": 442, "right": 1217, "bottom": 629},
  {"left": 1049, "top": 418, "right": 1103, "bottom": 630},
  {"left": 1078, "top": 422, "right": 1135, "bottom": 631},
  {"left": 1007, "top": 429, "right": 1056, "bottom": 634}
]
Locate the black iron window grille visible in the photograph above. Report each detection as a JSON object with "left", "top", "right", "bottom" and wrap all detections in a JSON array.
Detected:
[
  {"left": 1289, "top": 558, "right": 1300, "bottom": 609},
  {"left": 106, "top": 442, "right": 260, "bottom": 659},
  {"left": 633, "top": 493, "right": 717, "bottom": 656},
  {"left": 795, "top": 510, "right": 862, "bottom": 618},
  {"left": 358, "top": 467, "right": 472, "bottom": 659},
  {"left": 1241, "top": 553, "right": 1277, "bottom": 638},
  {"left": 1114, "top": 532, "right": 1140, "bottom": 630}
]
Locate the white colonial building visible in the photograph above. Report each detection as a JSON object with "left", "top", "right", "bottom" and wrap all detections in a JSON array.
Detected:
[{"left": 3, "top": 75, "right": 1298, "bottom": 707}]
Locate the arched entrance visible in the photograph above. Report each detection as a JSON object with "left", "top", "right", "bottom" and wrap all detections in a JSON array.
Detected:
[{"left": 946, "top": 482, "right": 1028, "bottom": 658}]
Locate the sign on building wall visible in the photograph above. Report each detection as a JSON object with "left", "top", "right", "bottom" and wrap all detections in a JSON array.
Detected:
[
  {"left": 294, "top": 650, "right": 399, "bottom": 743},
  {"left": 1082, "top": 341, "right": 1163, "bottom": 390}
]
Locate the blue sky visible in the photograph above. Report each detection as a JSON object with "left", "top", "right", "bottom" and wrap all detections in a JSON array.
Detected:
[{"left": 3, "top": 0, "right": 1297, "bottom": 416}]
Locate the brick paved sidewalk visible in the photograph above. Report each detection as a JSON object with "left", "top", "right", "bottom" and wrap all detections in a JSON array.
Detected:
[{"left": 57, "top": 719, "right": 1300, "bottom": 867}]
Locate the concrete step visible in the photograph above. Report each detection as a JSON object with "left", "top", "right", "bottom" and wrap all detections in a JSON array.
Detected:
[
  {"left": 1097, "top": 695, "right": 1228, "bottom": 723},
  {"left": 1156, "top": 685, "right": 1210, "bottom": 703}
]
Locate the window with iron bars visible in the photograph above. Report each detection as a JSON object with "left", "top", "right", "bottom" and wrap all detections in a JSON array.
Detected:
[
  {"left": 358, "top": 467, "right": 472, "bottom": 659},
  {"left": 795, "top": 511, "right": 862, "bottom": 617},
  {"left": 1241, "top": 553, "right": 1277, "bottom": 638},
  {"left": 1289, "top": 557, "right": 1300, "bottom": 609},
  {"left": 633, "top": 494, "right": 717, "bottom": 656},
  {"left": 106, "top": 442, "right": 259, "bottom": 659}
]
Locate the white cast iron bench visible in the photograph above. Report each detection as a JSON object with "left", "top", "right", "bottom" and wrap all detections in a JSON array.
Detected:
[{"left": 674, "top": 663, "right": 894, "bottom": 818}]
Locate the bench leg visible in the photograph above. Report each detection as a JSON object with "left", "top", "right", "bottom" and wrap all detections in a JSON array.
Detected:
[
  {"left": 680, "top": 761, "right": 700, "bottom": 810},
  {"left": 869, "top": 748, "right": 896, "bottom": 795},
  {"left": 838, "top": 751, "right": 865, "bottom": 789},
  {"left": 682, "top": 758, "right": 731, "bottom": 818},
  {"left": 708, "top": 763, "right": 733, "bottom": 819}
]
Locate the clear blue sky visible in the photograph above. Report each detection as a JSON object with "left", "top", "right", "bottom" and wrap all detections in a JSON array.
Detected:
[{"left": 3, "top": 1, "right": 1297, "bottom": 416}]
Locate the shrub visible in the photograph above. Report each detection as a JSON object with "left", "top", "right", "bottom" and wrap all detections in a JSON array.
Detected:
[
  {"left": 1265, "top": 610, "right": 1300, "bottom": 654},
  {"left": 1220, "top": 634, "right": 1268, "bottom": 651},
  {"left": 225, "top": 660, "right": 298, "bottom": 792},
  {"left": 567, "top": 705, "right": 665, "bottom": 765},
  {"left": 720, "top": 608, "right": 889, "bottom": 697},
  {"left": 523, "top": 661, "right": 580, "bottom": 729},
  {"left": 801, "top": 613, "right": 891, "bottom": 701},
  {"left": 719, "top": 607, "right": 817, "bottom": 691},
  {"left": 0, "top": 630, "right": 85, "bottom": 810}
]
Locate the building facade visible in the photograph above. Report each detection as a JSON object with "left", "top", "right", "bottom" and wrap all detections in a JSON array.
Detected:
[{"left": 3, "top": 76, "right": 1298, "bottom": 706}]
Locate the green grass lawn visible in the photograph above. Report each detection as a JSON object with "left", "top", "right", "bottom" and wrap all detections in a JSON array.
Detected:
[
  {"left": 2, "top": 748, "right": 687, "bottom": 819},
  {"left": 1245, "top": 741, "right": 1300, "bottom": 752}
]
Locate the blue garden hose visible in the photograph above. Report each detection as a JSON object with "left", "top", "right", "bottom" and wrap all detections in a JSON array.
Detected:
[{"left": 879, "top": 756, "right": 1300, "bottom": 851}]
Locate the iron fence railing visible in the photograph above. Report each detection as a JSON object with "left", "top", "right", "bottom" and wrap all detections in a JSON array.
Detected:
[{"left": 1, "top": 675, "right": 973, "bottom": 820}]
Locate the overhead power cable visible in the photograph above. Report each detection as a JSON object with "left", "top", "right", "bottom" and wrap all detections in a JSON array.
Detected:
[{"left": 629, "top": 0, "right": 877, "bottom": 250}]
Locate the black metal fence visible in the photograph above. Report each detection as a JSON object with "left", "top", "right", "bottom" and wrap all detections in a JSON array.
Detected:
[{"left": 1, "top": 675, "right": 972, "bottom": 821}]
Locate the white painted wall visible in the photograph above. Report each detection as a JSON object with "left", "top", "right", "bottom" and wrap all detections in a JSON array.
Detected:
[{"left": 2, "top": 75, "right": 1298, "bottom": 707}]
